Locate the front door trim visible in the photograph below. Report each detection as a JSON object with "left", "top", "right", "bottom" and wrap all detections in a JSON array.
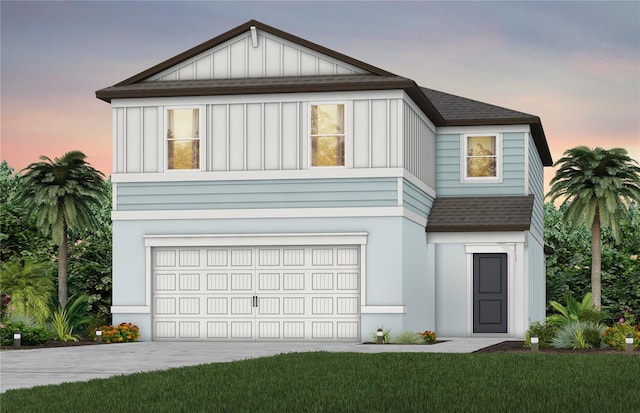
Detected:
[{"left": 465, "top": 243, "right": 515, "bottom": 336}]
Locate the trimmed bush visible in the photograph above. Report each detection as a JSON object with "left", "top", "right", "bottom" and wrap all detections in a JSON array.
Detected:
[
  {"left": 524, "top": 321, "right": 558, "bottom": 348},
  {"left": 0, "top": 320, "right": 51, "bottom": 346}
]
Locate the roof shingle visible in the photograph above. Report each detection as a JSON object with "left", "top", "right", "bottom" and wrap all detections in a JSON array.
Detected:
[{"left": 426, "top": 195, "right": 534, "bottom": 232}]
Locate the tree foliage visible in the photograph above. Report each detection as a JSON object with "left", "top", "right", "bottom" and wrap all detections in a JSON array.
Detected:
[
  {"left": 545, "top": 201, "right": 640, "bottom": 322},
  {"left": 547, "top": 146, "right": 640, "bottom": 309},
  {"left": 16, "top": 151, "right": 106, "bottom": 307}
]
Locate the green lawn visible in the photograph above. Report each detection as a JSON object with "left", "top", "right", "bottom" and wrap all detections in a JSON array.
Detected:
[{"left": 1, "top": 352, "right": 638, "bottom": 412}]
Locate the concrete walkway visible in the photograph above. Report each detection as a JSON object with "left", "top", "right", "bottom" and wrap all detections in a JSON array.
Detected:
[{"left": 0, "top": 337, "right": 512, "bottom": 393}]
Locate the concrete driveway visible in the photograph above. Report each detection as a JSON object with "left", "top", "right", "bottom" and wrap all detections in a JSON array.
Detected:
[{"left": 0, "top": 337, "right": 511, "bottom": 392}]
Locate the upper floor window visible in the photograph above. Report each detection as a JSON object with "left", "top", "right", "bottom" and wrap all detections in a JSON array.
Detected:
[
  {"left": 310, "top": 103, "right": 345, "bottom": 167},
  {"left": 463, "top": 134, "right": 502, "bottom": 182},
  {"left": 166, "top": 108, "right": 200, "bottom": 170}
]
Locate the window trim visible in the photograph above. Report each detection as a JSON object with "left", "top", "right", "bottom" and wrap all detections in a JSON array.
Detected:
[
  {"left": 308, "top": 101, "right": 349, "bottom": 169},
  {"left": 164, "top": 106, "right": 205, "bottom": 172},
  {"left": 461, "top": 133, "right": 503, "bottom": 183}
]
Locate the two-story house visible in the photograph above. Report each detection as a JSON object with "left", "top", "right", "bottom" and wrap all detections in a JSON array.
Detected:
[{"left": 96, "top": 20, "right": 552, "bottom": 341}]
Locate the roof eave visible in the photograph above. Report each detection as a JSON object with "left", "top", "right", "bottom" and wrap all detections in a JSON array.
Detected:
[
  {"left": 426, "top": 224, "right": 531, "bottom": 232},
  {"left": 95, "top": 79, "right": 416, "bottom": 103}
]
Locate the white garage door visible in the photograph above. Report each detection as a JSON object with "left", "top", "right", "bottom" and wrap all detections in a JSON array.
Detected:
[{"left": 152, "top": 245, "right": 360, "bottom": 340}]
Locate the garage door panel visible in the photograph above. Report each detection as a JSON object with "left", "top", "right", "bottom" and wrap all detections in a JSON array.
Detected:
[
  {"left": 153, "top": 245, "right": 360, "bottom": 341},
  {"left": 179, "top": 321, "right": 200, "bottom": 338},
  {"left": 155, "top": 273, "right": 177, "bottom": 291},
  {"left": 207, "top": 273, "right": 228, "bottom": 290},
  {"left": 207, "top": 321, "right": 228, "bottom": 338},
  {"left": 258, "top": 272, "right": 280, "bottom": 290},
  {"left": 179, "top": 273, "right": 200, "bottom": 291},
  {"left": 231, "top": 321, "right": 253, "bottom": 338},
  {"left": 283, "top": 249, "right": 305, "bottom": 267},
  {"left": 231, "top": 273, "right": 253, "bottom": 290},
  {"left": 312, "top": 272, "right": 333, "bottom": 290},
  {"left": 231, "top": 297, "right": 253, "bottom": 315},
  {"left": 207, "top": 249, "right": 228, "bottom": 267},
  {"left": 179, "top": 250, "right": 200, "bottom": 267},
  {"left": 231, "top": 249, "right": 252, "bottom": 266},
  {"left": 207, "top": 297, "right": 228, "bottom": 314},
  {"left": 283, "top": 273, "right": 305, "bottom": 290}
]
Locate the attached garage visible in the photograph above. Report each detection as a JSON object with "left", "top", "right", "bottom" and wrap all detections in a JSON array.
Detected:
[{"left": 146, "top": 234, "right": 366, "bottom": 341}]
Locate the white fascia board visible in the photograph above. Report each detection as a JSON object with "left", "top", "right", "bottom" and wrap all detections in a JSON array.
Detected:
[
  {"left": 113, "top": 206, "right": 405, "bottom": 221},
  {"left": 436, "top": 125, "right": 531, "bottom": 135},
  {"left": 144, "top": 232, "right": 368, "bottom": 247},
  {"left": 360, "top": 306, "right": 406, "bottom": 314},
  {"left": 111, "top": 167, "right": 406, "bottom": 183},
  {"left": 111, "top": 306, "right": 151, "bottom": 314},
  {"left": 110, "top": 90, "right": 404, "bottom": 108},
  {"left": 428, "top": 231, "right": 526, "bottom": 244}
]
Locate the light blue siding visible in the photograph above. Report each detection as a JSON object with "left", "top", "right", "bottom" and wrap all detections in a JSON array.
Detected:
[
  {"left": 528, "top": 136, "right": 545, "bottom": 236},
  {"left": 434, "top": 243, "right": 468, "bottom": 336},
  {"left": 435, "top": 132, "right": 527, "bottom": 196},
  {"left": 112, "top": 216, "right": 414, "bottom": 341},
  {"left": 527, "top": 237, "right": 546, "bottom": 323},
  {"left": 116, "top": 178, "right": 398, "bottom": 211},
  {"left": 403, "top": 180, "right": 434, "bottom": 218},
  {"left": 402, "top": 218, "right": 433, "bottom": 331}
]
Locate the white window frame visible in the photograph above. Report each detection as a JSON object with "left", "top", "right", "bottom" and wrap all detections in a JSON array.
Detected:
[
  {"left": 308, "top": 101, "right": 349, "bottom": 169},
  {"left": 164, "top": 106, "right": 205, "bottom": 172},
  {"left": 461, "top": 133, "right": 502, "bottom": 183}
]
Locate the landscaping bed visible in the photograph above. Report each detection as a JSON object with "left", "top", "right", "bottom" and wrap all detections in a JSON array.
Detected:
[{"left": 473, "top": 340, "right": 636, "bottom": 354}]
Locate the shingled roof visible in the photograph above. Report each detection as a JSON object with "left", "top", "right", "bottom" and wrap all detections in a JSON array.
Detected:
[{"left": 426, "top": 195, "right": 534, "bottom": 232}]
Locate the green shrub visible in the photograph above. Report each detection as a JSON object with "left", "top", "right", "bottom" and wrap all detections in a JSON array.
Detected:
[
  {"left": 524, "top": 321, "right": 558, "bottom": 348},
  {"left": 393, "top": 331, "right": 423, "bottom": 344},
  {"left": 546, "top": 293, "right": 595, "bottom": 326},
  {"left": 550, "top": 320, "right": 606, "bottom": 349},
  {"left": 601, "top": 323, "right": 638, "bottom": 350},
  {"left": 0, "top": 320, "right": 51, "bottom": 346},
  {"left": 578, "top": 308, "right": 601, "bottom": 323}
]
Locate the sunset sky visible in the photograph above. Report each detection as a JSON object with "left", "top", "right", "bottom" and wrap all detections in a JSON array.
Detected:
[{"left": 2, "top": 1, "right": 638, "bottom": 192}]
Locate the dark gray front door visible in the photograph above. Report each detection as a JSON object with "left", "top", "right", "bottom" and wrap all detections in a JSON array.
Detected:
[{"left": 473, "top": 253, "right": 507, "bottom": 333}]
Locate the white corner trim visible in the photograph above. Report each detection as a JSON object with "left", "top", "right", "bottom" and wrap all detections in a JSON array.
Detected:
[
  {"left": 111, "top": 306, "right": 151, "bottom": 314},
  {"left": 360, "top": 306, "right": 406, "bottom": 314},
  {"left": 144, "top": 232, "right": 369, "bottom": 247}
]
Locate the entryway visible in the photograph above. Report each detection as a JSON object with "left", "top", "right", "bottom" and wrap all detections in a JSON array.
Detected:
[{"left": 473, "top": 253, "right": 507, "bottom": 333}]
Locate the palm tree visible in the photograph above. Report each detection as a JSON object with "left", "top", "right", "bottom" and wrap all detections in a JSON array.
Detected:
[
  {"left": 17, "top": 151, "right": 106, "bottom": 307},
  {"left": 547, "top": 146, "right": 640, "bottom": 309}
]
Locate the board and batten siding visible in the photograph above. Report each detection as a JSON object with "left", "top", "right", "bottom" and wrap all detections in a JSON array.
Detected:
[
  {"left": 147, "top": 30, "right": 367, "bottom": 81},
  {"left": 403, "top": 102, "right": 435, "bottom": 189},
  {"left": 116, "top": 178, "right": 398, "bottom": 211},
  {"left": 112, "top": 95, "right": 435, "bottom": 190},
  {"left": 434, "top": 132, "right": 526, "bottom": 196},
  {"left": 528, "top": 134, "right": 544, "bottom": 237}
]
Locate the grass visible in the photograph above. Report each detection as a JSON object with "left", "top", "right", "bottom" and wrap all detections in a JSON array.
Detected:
[{"left": 1, "top": 352, "right": 639, "bottom": 412}]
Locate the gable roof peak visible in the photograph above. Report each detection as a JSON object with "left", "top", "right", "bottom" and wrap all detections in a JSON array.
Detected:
[{"left": 114, "top": 19, "right": 397, "bottom": 87}]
